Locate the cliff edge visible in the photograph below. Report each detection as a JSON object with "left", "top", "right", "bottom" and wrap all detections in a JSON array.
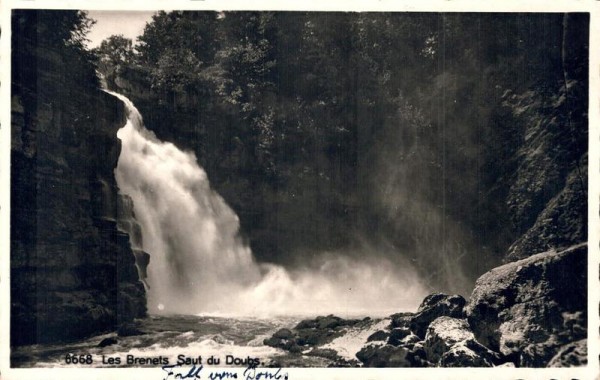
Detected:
[{"left": 10, "top": 10, "right": 146, "bottom": 346}]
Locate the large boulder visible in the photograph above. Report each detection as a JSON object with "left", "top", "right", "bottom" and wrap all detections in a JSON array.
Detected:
[
  {"left": 423, "top": 317, "right": 499, "bottom": 366},
  {"left": 390, "top": 312, "right": 413, "bottom": 328},
  {"left": 387, "top": 327, "right": 412, "bottom": 346},
  {"left": 356, "top": 344, "right": 412, "bottom": 367},
  {"left": 273, "top": 328, "right": 294, "bottom": 340},
  {"left": 409, "top": 293, "right": 466, "bottom": 338},
  {"left": 316, "top": 315, "right": 344, "bottom": 329},
  {"left": 407, "top": 342, "right": 431, "bottom": 367},
  {"left": 264, "top": 315, "right": 365, "bottom": 355},
  {"left": 466, "top": 244, "right": 587, "bottom": 367},
  {"left": 367, "top": 330, "right": 389, "bottom": 343},
  {"left": 98, "top": 337, "right": 118, "bottom": 347},
  {"left": 440, "top": 343, "right": 497, "bottom": 367},
  {"left": 423, "top": 317, "right": 474, "bottom": 362}
]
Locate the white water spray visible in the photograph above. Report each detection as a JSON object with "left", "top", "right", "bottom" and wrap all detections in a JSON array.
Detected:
[{"left": 111, "top": 91, "right": 427, "bottom": 317}]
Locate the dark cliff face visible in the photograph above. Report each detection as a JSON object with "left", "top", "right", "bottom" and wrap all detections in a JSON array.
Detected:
[
  {"left": 11, "top": 10, "right": 146, "bottom": 346},
  {"left": 502, "top": 84, "right": 587, "bottom": 262}
]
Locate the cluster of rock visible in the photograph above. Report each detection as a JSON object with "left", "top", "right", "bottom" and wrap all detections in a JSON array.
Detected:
[
  {"left": 264, "top": 244, "right": 587, "bottom": 367},
  {"left": 356, "top": 295, "right": 501, "bottom": 367},
  {"left": 264, "top": 315, "right": 370, "bottom": 366}
]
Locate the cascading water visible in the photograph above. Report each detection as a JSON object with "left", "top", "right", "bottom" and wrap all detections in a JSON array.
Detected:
[{"left": 110, "top": 91, "right": 427, "bottom": 317}]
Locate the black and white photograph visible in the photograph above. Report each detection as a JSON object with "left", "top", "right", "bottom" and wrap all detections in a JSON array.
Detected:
[{"left": 2, "top": 3, "right": 596, "bottom": 378}]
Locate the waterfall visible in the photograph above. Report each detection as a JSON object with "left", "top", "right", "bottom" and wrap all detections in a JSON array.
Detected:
[{"left": 110, "top": 91, "right": 427, "bottom": 317}]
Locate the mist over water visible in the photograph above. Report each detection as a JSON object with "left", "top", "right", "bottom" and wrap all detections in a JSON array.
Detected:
[{"left": 111, "top": 92, "right": 427, "bottom": 317}]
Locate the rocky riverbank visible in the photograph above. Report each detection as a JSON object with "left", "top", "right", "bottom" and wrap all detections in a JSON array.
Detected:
[{"left": 264, "top": 244, "right": 587, "bottom": 367}]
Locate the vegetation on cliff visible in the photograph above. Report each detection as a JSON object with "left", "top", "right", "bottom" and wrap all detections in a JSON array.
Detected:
[{"left": 96, "top": 12, "right": 588, "bottom": 292}]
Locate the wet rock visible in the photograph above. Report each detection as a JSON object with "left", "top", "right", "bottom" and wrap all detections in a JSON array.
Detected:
[
  {"left": 387, "top": 327, "right": 412, "bottom": 346},
  {"left": 273, "top": 328, "right": 294, "bottom": 340},
  {"left": 265, "top": 315, "right": 357, "bottom": 353},
  {"left": 356, "top": 344, "right": 411, "bottom": 367},
  {"left": 406, "top": 342, "right": 431, "bottom": 367},
  {"left": 367, "top": 330, "right": 389, "bottom": 342},
  {"left": 410, "top": 293, "right": 466, "bottom": 338},
  {"left": 400, "top": 333, "right": 421, "bottom": 347},
  {"left": 424, "top": 317, "right": 499, "bottom": 366},
  {"left": 263, "top": 336, "right": 296, "bottom": 350},
  {"left": 327, "top": 358, "right": 361, "bottom": 367},
  {"left": 317, "top": 315, "right": 342, "bottom": 329},
  {"left": 295, "top": 327, "right": 340, "bottom": 346},
  {"left": 98, "top": 337, "right": 118, "bottom": 347},
  {"left": 546, "top": 339, "right": 587, "bottom": 367},
  {"left": 117, "top": 322, "right": 145, "bottom": 337},
  {"left": 410, "top": 341, "right": 426, "bottom": 356},
  {"left": 423, "top": 317, "right": 474, "bottom": 363},
  {"left": 440, "top": 343, "right": 495, "bottom": 367},
  {"left": 466, "top": 244, "right": 587, "bottom": 367},
  {"left": 306, "top": 348, "right": 339, "bottom": 360},
  {"left": 496, "top": 362, "right": 516, "bottom": 367},
  {"left": 132, "top": 249, "right": 151, "bottom": 281},
  {"left": 295, "top": 319, "right": 318, "bottom": 329},
  {"left": 419, "top": 293, "right": 451, "bottom": 310},
  {"left": 288, "top": 344, "right": 303, "bottom": 354},
  {"left": 390, "top": 312, "right": 413, "bottom": 329},
  {"left": 263, "top": 336, "right": 283, "bottom": 347},
  {"left": 295, "top": 315, "right": 360, "bottom": 330}
]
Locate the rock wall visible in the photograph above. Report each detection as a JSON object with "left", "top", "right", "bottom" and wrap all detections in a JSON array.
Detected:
[
  {"left": 501, "top": 79, "right": 588, "bottom": 262},
  {"left": 11, "top": 14, "right": 146, "bottom": 346}
]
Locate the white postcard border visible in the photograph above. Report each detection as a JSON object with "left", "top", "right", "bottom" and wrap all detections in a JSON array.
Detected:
[{"left": 1, "top": 1, "right": 598, "bottom": 379}]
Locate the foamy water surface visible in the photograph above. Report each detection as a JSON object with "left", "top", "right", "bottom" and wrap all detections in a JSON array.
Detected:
[{"left": 12, "top": 314, "right": 297, "bottom": 368}]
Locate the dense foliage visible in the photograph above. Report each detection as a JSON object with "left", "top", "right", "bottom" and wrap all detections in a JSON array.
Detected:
[
  {"left": 12, "top": 10, "right": 99, "bottom": 96},
  {"left": 95, "top": 12, "right": 588, "bottom": 292}
]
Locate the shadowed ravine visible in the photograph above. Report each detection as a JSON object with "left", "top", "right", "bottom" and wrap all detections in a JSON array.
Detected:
[
  {"left": 9, "top": 11, "right": 588, "bottom": 369},
  {"left": 110, "top": 91, "right": 428, "bottom": 317}
]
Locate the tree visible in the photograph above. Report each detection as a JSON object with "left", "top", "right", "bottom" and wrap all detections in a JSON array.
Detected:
[
  {"left": 12, "top": 10, "right": 99, "bottom": 97},
  {"left": 93, "top": 34, "right": 135, "bottom": 83}
]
